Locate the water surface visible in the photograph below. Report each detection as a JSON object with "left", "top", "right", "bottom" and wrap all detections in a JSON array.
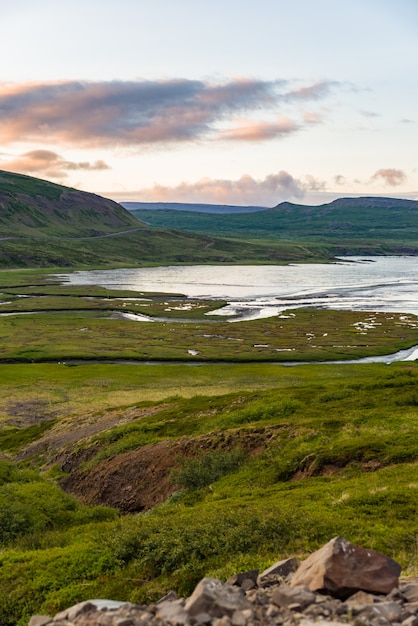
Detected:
[{"left": 57, "top": 256, "right": 418, "bottom": 320}]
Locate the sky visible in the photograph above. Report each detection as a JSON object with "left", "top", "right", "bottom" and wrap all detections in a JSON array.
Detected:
[{"left": 0, "top": 0, "right": 417, "bottom": 206}]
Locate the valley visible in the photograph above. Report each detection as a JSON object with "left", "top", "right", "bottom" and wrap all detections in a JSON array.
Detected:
[{"left": 0, "top": 172, "right": 417, "bottom": 625}]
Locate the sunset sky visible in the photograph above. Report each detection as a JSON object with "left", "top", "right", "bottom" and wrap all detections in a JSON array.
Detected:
[{"left": 1, "top": 0, "right": 417, "bottom": 206}]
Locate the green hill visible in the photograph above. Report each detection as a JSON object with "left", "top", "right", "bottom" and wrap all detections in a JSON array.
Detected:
[
  {"left": 0, "top": 170, "right": 140, "bottom": 237},
  {"left": 0, "top": 170, "right": 332, "bottom": 268},
  {"left": 130, "top": 196, "right": 418, "bottom": 252}
]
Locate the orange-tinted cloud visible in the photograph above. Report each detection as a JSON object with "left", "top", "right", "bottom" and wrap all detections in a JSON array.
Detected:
[
  {"left": 221, "top": 116, "right": 298, "bottom": 141},
  {"left": 1, "top": 150, "right": 110, "bottom": 179},
  {"left": 371, "top": 168, "right": 407, "bottom": 186},
  {"left": 284, "top": 82, "right": 336, "bottom": 101},
  {"left": 110, "top": 171, "right": 326, "bottom": 206},
  {"left": 0, "top": 78, "right": 337, "bottom": 148}
]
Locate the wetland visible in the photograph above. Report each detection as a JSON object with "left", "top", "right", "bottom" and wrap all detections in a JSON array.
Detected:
[{"left": 0, "top": 260, "right": 417, "bottom": 625}]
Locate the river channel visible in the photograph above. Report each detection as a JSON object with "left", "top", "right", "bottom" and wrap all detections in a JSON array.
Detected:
[
  {"left": 57, "top": 256, "right": 418, "bottom": 320},
  {"left": 54, "top": 256, "right": 418, "bottom": 366}
]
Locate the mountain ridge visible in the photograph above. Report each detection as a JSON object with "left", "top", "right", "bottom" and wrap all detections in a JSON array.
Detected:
[{"left": 129, "top": 195, "right": 418, "bottom": 249}]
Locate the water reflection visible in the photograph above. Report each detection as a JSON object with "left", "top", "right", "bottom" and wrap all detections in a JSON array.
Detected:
[{"left": 57, "top": 256, "right": 418, "bottom": 320}]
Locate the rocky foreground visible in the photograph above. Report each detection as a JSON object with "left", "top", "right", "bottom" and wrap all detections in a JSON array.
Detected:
[{"left": 29, "top": 537, "right": 418, "bottom": 626}]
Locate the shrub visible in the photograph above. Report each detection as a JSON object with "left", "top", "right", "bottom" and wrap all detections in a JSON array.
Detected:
[{"left": 171, "top": 449, "right": 245, "bottom": 491}]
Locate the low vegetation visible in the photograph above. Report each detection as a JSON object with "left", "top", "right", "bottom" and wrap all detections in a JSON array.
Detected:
[
  {"left": 0, "top": 169, "right": 334, "bottom": 268},
  {"left": 1, "top": 276, "right": 418, "bottom": 363},
  {"left": 0, "top": 268, "right": 417, "bottom": 625},
  {"left": 130, "top": 197, "right": 418, "bottom": 255},
  {"left": 0, "top": 360, "right": 417, "bottom": 625}
]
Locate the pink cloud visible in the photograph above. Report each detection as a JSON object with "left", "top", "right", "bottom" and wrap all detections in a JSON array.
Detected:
[
  {"left": 0, "top": 150, "right": 110, "bottom": 179},
  {"left": 109, "top": 171, "right": 324, "bottom": 206},
  {"left": 303, "top": 111, "right": 323, "bottom": 124},
  {"left": 221, "top": 116, "right": 298, "bottom": 141},
  {"left": 371, "top": 168, "right": 407, "bottom": 186},
  {"left": 0, "top": 78, "right": 338, "bottom": 149}
]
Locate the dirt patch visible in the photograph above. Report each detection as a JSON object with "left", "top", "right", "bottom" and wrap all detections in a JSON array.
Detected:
[
  {"left": 60, "top": 425, "right": 286, "bottom": 512},
  {"left": 291, "top": 457, "right": 383, "bottom": 481},
  {"left": 15, "top": 404, "right": 168, "bottom": 464},
  {"left": 61, "top": 439, "right": 183, "bottom": 511},
  {"left": 5, "top": 399, "right": 58, "bottom": 426}
]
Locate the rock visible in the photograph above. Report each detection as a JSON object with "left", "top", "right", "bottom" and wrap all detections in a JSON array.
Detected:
[
  {"left": 299, "top": 619, "right": 347, "bottom": 626},
  {"left": 373, "top": 601, "right": 403, "bottom": 622},
  {"left": 155, "top": 599, "right": 188, "bottom": 625},
  {"left": 184, "top": 578, "right": 250, "bottom": 617},
  {"left": 259, "top": 557, "right": 300, "bottom": 580},
  {"left": 345, "top": 590, "right": 378, "bottom": 606},
  {"left": 28, "top": 617, "right": 52, "bottom": 626},
  {"left": 54, "top": 601, "right": 97, "bottom": 622},
  {"left": 156, "top": 591, "right": 179, "bottom": 604},
  {"left": 227, "top": 569, "right": 259, "bottom": 587},
  {"left": 27, "top": 539, "right": 417, "bottom": 626},
  {"left": 291, "top": 536, "right": 401, "bottom": 599},
  {"left": 402, "top": 584, "right": 418, "bottom": 603},
  {"left": 272, "top": 585, "right": 316, "bottom": 610}
]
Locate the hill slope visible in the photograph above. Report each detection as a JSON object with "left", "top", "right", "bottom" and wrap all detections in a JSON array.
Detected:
[
  {"left": 0, "top": 170, "right": 140, "bottom": 237},
  {"left": 129, "top": 196, "right": 418, "bottom": 251},
  {"left": 0, "top": 171, "right": 332, "bottom": 268}
]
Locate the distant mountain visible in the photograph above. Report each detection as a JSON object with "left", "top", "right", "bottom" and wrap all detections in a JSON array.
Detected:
[
  {"left": 0, "top": 171, "right": 331, "bottom": 268},
  {"left": 129, "top": 196, "right": 418, "bottom": 254},
  {"left": 122, "top": 201, "right": 266, "bottom": 214}
]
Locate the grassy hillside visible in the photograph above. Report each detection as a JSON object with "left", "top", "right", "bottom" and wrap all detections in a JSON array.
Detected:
[
  {"left": 0, "top": 272, "right": 417, "bottom": 624},
  {"left": 130, "top": 196, "right": 418, "bottom": 253},
  {"left": 0, "top": 170, "right": 333, "bottom": 267},
  {"left": 0, "top": 170, "right": 139, "bottom": 237}
]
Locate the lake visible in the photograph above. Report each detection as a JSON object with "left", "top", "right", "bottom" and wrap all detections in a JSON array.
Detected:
[{"left": 57, "top": 256, "right": 418, "bottom": 321}]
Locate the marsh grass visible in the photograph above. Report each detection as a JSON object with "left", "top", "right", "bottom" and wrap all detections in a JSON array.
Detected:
[{"left": 0, "top": 307, "right": 417, "bottom": 363}]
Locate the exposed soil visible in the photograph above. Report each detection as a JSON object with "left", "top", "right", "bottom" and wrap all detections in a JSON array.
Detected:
[
  {"left": 5, "top": 399, "right": 59, "bottom": 426},
  {"left": 60, "top": 425, "right": 285, "bottom": 512},
  {"left": 15, "top": 404, "right": 168, "bottom": 464}
]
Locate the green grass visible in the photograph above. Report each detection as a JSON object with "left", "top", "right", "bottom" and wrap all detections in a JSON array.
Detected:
[
  {"left": 0, "top": 306, "right": 417, "bottom": 363},
  {"left": 0, "top": 270, "right": 417, "bottom": 625},
  {"left": 0, "top": 361, "right": 417, "bottom": 624}
]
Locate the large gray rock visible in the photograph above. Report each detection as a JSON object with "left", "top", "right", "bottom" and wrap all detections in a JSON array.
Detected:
[
  {"left": 259, "top": 557, "right": 300, "bottom": 580},
  {"left": 291, "top": 537, "right": 401, "bottom": 599},
  {"left": 184, "top": 578, "right": 250, "bottom": 617}
]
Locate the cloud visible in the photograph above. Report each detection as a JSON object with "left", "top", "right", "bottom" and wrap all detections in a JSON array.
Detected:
[
  {"left": 360, "top": 110, "right": 380, "bottom": 118},
  {"left": 220, "top": 116, "right": 299, "bottom": 141},
  {"left": 303, "top": 111, "right": 323, "bottom": 124},
  {"left": 334, "top": 175, "right": 347, "bottom": 186},
  {"left": 110, "top": 170, "right": 327, "bottom": 206},
  {"left": 284, "top": 82, "right": 336, "bottom": 102},
  {"left": 0, "top": 78, "right": 337, "bottom": 149},
  {"left": 302, "top": 175, "right": 326, "bottom": 192},
  {"left": 0, "top": 150, "right": 110, "bottom": 179},
  {"left": 371, "top": 168, "right": 407, "bottom": 186}
]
